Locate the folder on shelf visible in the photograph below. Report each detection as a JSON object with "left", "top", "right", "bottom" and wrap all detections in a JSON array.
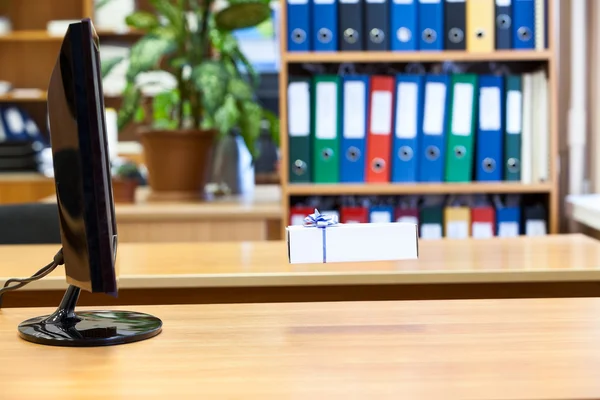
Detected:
[
  {"left": 340, "top": 205, "right": 369, "bottom": 223},
  {"left": 369, "top": 205, "right": 394, "bottom": 223},
  {"left": 392, "top": 74, "right": 424, "bottom": 183},
  {"left": 445, "top": 0, "right": 467, "bottom": 50},
  {"left": 395, "top": 196, "right": 420, "bottom": 225},
  {"left": 312, "top": 75, "right": 341, "bottom": 183},
  {"left": 313, "top": 0, "right": 338, "bottom": 51},
  {"left": 495, "top": 0, "right": 513, "bottom": 49},
  {"left": 466, "top": 0, "right": 495, "bottom": 53},
  {"left": 418, "top": 0, "right": 444, "bottom": 51},
  {"left": 365, "top": 75, "right": 394, "bottom": 183},
  {"left": 339, "top": 0, "right": 365, "bottom": 51},
  {"left": 513, "top": 0, "right": 535, "bottom": 49},
  {"left": 531, "top": 70, "right": 549, "bottom": 182},
  {"left": 340, "top": 75, "right": 369, "bottom": 183},
  {"left": 290, "top": 205, "right": 315, "bottom": 225},
  {"left": 365, "top": 0, "right": 390, "bottom": 50},
  {"left": 420, "top": 196, "right": 444, "bottom": 239},
  {"left": 445, "top": 74, "right": 477, "bottom": 182},
  {"left": 504, "top": 74, "right": 522, "bottom": 181},
  {"left": 475, "top": 74, "right": 504, "bottom": 181},
  {"left": 524, "top": 203, "right": 547, "bottom": 236},
  {"left": 286, "top": 0, "right": 311, "bottom": 51},
  {"left": 444, "top": 197, "right": 471, "bottom": 239},
  {"left": 287, "top": 77, "right": 312, "bottom": 183},
  {"left": 391, "top": 0, "right": 418, "bottom": 51},
  {"left": 534, "top": 0, "right": 545, "bottom": 50},
  {"left": 494, "top": 195, "right": 521, "bottom": 237},
  {"left": 418, "top": 74, "right": 449, "bottom": 182},
  {"left": 471, "top": 196, "right": 496, "bottom": 239},
  {"left": 520, "top": 73, "right": 533, "bottom": 184}
]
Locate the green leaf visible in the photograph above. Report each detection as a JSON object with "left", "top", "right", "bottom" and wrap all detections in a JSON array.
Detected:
[
  {"left": 95, "top": 0, "right": 114, "bottom": 10},
  {"left": 262, "top": 108, "right": 280, "bottom": 146},
  {"left": 191, "top": 60, "right": 230, "bottom": 114},
  {"left": 126, "top": 34, "right": 177, "bottom": 81},
  {"left": 117, "top": 84, "right": 142, "bottom": 131},
  {"left": 125, "top": 11, "right": 160, "bottom": 32},
  {"left": 214, "top": 95, "right": 240, "bottom": 135},
  {"left": 152, "top": 90, "right": 178, "bottom": 125},
  {"left": 100, "top": 56, "right": 124, "bottom": 79},
  {"left": 228, "top": 78, "right": 253, "bottom": 101},
  {"left": 214, "top": 1, "right": 271, "bottom": 31},
  {"left": 149, "top": 0, "right": 184, "bottom": 31},
  {"left": 237, "top": 100, "right": 262, "bottom": 159},
  {"left": 233, "top": 47, "right": 259, "bottom": 88},
  {"left": 134, "top": 105, "right": 146, "bottom": 123}
]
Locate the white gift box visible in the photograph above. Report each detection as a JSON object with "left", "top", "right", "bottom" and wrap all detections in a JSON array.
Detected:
[{"left": 286, "top": 212, "right": 419, "bottom": 264}]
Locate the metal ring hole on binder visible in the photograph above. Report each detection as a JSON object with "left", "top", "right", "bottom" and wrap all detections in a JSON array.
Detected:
[
  {"left": 475, "top": 29, "right": 485, "bottom": 39},
  {"left": 371, "top": 158, "right": 386, "bottom": 172},
  {"left": 425, "top": 146, "right": 439, "bottom": 161},
  {"left": 398, "top": 146, "right": 413, "bottom": 162},
  {"left": 448, "top": 28, "right": 463, "bottom": 43},
  {"left": 454, "top": 145, "right": 466, "bottom": 159},
  {"left": 344, "top": 28, "right": 358, "bottom": 44},
  {"left": 422, "top": 28, "right": 436, "bottom": 43},
  {"left": 321, "top": 148, "right": 334, "bottom": 161},
  {"left": 517, "top": 27, "right": 531, "bottom": 41},
  {"left": 482, "top": 157, "right": 496, "bottom": 172},
  {"left": 397, "top": 27, "right": 412, "bottom": 43},
  {"left": 293, "top": 159, "right": 307, "bottom": 175},
  {"left": 497, "top": 14, "right": 511, "bottom": 29},
  {"left": 318, "top": 28, "right": 333, "bottom": 43},
  {"left": 346, "top": 146, "right": 361, "bottom": 162},
  {"left": 507, "top": 157, "right": 520, "bottom": 172},
  {"left": 291, "top": 28, "right": 306, "bottom": 44},
  {"left": 369, "top": 28, "right": 385, "bottom": 44}
]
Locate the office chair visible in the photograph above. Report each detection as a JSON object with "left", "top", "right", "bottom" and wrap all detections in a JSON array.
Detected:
[{"left": 0, "top": 203, "right": 61, "bottom": 244}]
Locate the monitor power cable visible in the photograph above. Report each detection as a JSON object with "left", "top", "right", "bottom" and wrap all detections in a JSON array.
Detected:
[{"left": 0, "top": 248, "right": 64, "bottom": 308}]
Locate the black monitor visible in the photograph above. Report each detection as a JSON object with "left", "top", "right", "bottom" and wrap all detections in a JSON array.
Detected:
[{"left": 14, "top": 19, "right": 162, "bottom": 347}]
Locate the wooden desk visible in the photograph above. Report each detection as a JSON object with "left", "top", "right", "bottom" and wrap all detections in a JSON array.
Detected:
[
  {"left": 42, "top": 184, "right": 283, "bottom": 242},
  {"left": 2, "top": 298, "right": 600, "bottom": 399},
  {"left": 3, "top": 234, "right": 600, "bottom": 307}
]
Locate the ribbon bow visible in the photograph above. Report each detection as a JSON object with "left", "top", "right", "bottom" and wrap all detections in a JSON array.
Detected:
[{"left": 303, "top": 209, "right": 339, "bottom": 262}]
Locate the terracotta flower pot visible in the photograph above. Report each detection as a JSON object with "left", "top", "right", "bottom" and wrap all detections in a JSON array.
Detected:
[
  {"left": 139, "top": 128, "right": 217, "bottom": 202},
  {"left": 111, "top": 178, "right": 138, "bottom": 204}
]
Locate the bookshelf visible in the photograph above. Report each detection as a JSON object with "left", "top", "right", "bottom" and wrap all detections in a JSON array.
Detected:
[{"left": 277, "top": 0, "right": 559, "bottom": 237}]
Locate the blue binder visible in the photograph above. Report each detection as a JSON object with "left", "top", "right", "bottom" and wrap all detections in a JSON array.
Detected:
[
  {"left": 475, "top": 75, "right": 504, "bottom": 181},
  {"left": 513, "top": 0, "right": 535, "bottom": 49},
  {"left": 418, "top": 74, "right": 449, "bottom": 182},
  {"left": 287, "top": 0, "right": 311, "bottom": 52},
  {"left": 418, "top": 0, "right": 444, "bottom": 51},
  {"left": 494, "top": 195, "right": 521, "bottom": 237},
  {"left": 391, "top": 0, "right": 418, "bottom": 51},
  {"left": 340, "top": 75, "right": 369, "bottom": 183},
  {"left": 369, "top": 205, "right": 394, "bottom": 223},
  {"left": 313, "top": 0, "right": 338, "bottom": 52},
  {"left": 392, "top": 74, "right": 424, "bottom": 183}
]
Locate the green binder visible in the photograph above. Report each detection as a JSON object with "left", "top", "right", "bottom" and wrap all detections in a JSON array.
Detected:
[
  {"left": 311, "top": 75, "right": 341, "bottom": 183},
  {"left": 444, "top": 74, "right": 478, "bottom": 182},
  {"left": 504, "top": 75, "right": 522, "bottom": 181},
  {"left": 287, "top": 76, "right": 312, "bottom": 183}
]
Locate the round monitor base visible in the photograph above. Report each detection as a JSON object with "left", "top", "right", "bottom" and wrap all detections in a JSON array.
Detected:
[{"left": 18, "top": 310, "right": 162, "bottom": 347}]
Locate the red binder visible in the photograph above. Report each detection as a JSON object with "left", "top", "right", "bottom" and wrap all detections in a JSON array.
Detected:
[
  {"left": 365, "top": 75, "right": 394, "bottom": 183},
  {"left": 395, "top": 208, "right": 419, "bottom": 224},
  {"left": 289, "top": 206, "right": 314, "bottom": 226},
  {"left": 471, "top": 207, "right": 496, "bottom": 238},
  {"left": 340, "top": 206, "right": 369, "bottom": 223}
]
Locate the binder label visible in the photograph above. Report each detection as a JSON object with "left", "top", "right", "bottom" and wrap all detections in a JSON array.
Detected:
[
  {"left": 420, "top": 223, "right": 442, "bottom": 239},
  {"left": 288, "top": 82, "right": 310, "bottom": 137},
  {"left": 340, "top": 0, "right": 359, "bottom": 3},
  {"left": 392, "top": 0, "right": 414, "bottom": 3},
  {"left": 343, "top": 81, "right": 366, "bottom": 139},
  {"left": 526, "top": 220, "right": 547, "bottom": 236},
  {"left": 291, "top": 214, "right": 306, "bottom": 225},
  {"left": 447, "top": 221, "right": 469, "bottom": 238},
  {"left": 397, "top": 216, "right": 418, "bottom": 225},
  {"left": 479, "top": 87, "right": 501, "bottom": 131},
  {"left": 395, "top": 82, "right": 418, "bottom": 139},
  {"left": 506, "top": 91, "right": 522, "bottom": 134},
  {"left": 498, "top": 221, "right": 519, "bottom": 237},
  {"left": 495, "top": 0, "right": 511, "bottom": 6},
  {"left": 315, "top": 82, "right": 338, "bottom": 139},
  {"left": 423, "top": 82, "right": 446, "bottom": 136},
  {"left": 288, "top": 0, "right": 308, "bottom": 4},
  {"left": 451, "top": 83, "right": 474, "bottom": 136},
  {"left": 314, "top": 0, "right": 334, "bottom": 4},
  {"left": 472, "top": 222, "right": 494, "bottom": 238},
  {"left": 370, "top": 91, "right": 393, "bottom": 135},
  {"left": 370, "top": 211, "right": 392, "bottom": 223},
  {"left": 419, "top": 0, "right": 441, "bottom": 3}
]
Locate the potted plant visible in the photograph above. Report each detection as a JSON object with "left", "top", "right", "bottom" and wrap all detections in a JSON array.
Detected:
[
  {"left": 111, "top": 162, "right": 141, "bottom": 203},
  {"left": 102, "top": 0, "right": 279, "bottom": 201}
]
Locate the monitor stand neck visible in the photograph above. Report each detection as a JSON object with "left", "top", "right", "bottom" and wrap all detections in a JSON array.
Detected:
[{"left": 16, "top": 284, "right": 162, "bottom": 347}]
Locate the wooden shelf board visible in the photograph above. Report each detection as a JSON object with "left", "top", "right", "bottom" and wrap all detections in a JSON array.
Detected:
[
  {"left": 284, "top": 182, "right": 554, "bottom": 196},
  {"left": 0, "top": 31, "right": 63, "bottom": 41},
  {"left": 0, "top": 91, "right": 48, "bottom": 102},
  {"left": 284, "top": 50, "right": 552, "bottom": 63}
]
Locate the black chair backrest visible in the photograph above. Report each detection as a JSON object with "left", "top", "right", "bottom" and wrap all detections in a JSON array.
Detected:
[{"left": 0, "top": 203, "right": 61, "bottom": 244}]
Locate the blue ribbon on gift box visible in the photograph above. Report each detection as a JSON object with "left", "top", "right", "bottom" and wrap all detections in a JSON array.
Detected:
[{"left": 303, "top": 209, "right": 339, "bottom": 263}]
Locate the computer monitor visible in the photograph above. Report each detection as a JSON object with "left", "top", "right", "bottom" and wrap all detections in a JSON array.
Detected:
[{"left": 16, "top": 18, "right": 162, "bottom": 347}]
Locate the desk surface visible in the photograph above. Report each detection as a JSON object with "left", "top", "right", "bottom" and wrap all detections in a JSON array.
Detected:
[
  {"left": 2, "top": 234, "right": 600, "bottom": 291},
  {"left": 3, "top": 298, "right": 600, "bottom": 399},
  {"left": 41, "top": 184, "right": 282, "bottom": 221}
]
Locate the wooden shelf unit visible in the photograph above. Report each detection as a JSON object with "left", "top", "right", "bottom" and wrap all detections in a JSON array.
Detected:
[{"left": 277, "top": 0, "right": 560, "bottom": 236}]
